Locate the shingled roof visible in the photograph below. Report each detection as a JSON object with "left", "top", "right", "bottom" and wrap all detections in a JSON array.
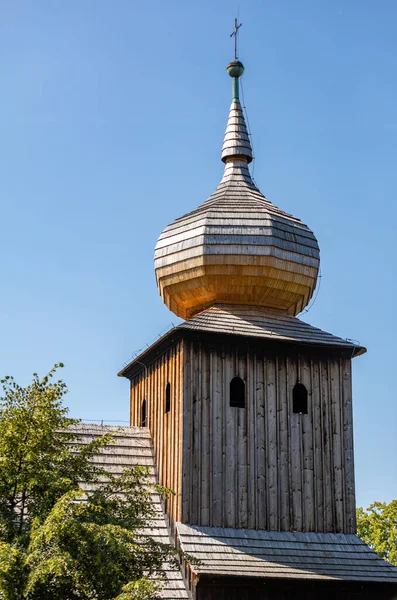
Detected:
[
  {"left": 69, "top": 426, "right": 397, "bottom": 591},
  {"left": 68, "top": 424, "right": 190, "bottom": 600},
  {"left": 119, "top": 303, "right": 365, "bottom": 379},
  {"left": 178, "top": 304, "right": 366, "bottom": 356},
  {"left": 176, "top": 524, "right": 397, "bottom": 583}
]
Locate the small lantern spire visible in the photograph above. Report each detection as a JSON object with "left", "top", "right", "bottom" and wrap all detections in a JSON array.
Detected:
[{"left": 221, "top": 18, "right": 252, "bottom": 164}]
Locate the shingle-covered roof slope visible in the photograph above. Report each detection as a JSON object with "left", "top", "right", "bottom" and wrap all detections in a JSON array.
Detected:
[
  {"left": 177, "top": 524, "right": 397, "bottom": 583},
  {"left": 179, "top": 304, "right": 366, "bottom": 357},
  {"left": 68, "top": 424, "right": 190, "bottom": 600},
  {"left": 221, "top": 100, "right": 253, "bottom": 163}
]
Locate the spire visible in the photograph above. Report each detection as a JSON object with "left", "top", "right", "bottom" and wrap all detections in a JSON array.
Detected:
[{"left": 221, "top": 60, "right": 253, "bottom": 164}]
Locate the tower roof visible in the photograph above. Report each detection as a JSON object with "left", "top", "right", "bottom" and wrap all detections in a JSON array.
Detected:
[{"left": 154, "top": 59, "right": 320, "bottom": 319}]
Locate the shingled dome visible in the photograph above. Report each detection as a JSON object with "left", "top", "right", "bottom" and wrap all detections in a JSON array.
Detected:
[{"left": 154, "top": 61, "right": 320, "bottom": 320}]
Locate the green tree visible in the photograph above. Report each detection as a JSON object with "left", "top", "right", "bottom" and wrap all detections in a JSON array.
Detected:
[
  {"left": 0, "top": 365, "right": 178, "bottom": 600},
  {"left": 357, "top": 501, "right": 397, "bottom": 566}
]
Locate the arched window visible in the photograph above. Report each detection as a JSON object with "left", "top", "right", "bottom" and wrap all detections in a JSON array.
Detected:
[
  {"left": 293, "top": 383, "right": 308, "bottom": 414},
  {"left": 165, "top": 382, "right": 171, "bottom": 413},
  {"left": 140, "top": 399, "right": 147, "bottom": 427},
  {"left": 230, "top": 377, "right": 245, "bottom": 408}
]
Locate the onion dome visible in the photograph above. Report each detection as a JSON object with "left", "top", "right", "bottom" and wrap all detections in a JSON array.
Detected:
[{"left": 154, "top": 60, "right": 320, "bottom": 320}]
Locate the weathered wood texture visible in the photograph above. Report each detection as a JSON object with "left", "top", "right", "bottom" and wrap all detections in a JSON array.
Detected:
[
  {"left": 154, "top": 99, "right": 319, "bottom": 320},
  {"left": 130, "top": 342, "right": 183, "bottom": 523},
  {"left": 177, "top": 524, "right": 397, "bottom": 583},
  {"left": 179, "top": 304, "right": 365, "bottom": 356},
  {"left": 182, "top": 338, "right": 356, "bottom": 533}
]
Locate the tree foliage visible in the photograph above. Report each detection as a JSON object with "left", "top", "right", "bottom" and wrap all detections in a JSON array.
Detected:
[
  {"left": 357, "top": 501, "right": 397, "bottom": 566},
  {"left": 0, "top": 365, "right": 178, "bottom": 600}
]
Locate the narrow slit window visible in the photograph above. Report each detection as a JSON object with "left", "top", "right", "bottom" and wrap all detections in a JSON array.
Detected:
[
  {"left": 293, "top": 383, "right": 308, "bottom": 414},
  {"left": 165, "top": 382, "right": 171, "bottom": 413},
  {"left": 230, "top": 377, "right": 245, "bottom": 408},
  {"left": 141, "top": 399, "right": 147, "bottom": 427}
]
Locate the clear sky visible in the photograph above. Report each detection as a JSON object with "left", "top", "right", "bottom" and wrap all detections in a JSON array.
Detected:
[{"left": 0, "top": 0, "right": 396, "bottom": 509}]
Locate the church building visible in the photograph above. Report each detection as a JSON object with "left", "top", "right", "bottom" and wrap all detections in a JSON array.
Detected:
[{"left": 103, "top": 40, "right": 397, "bottom": 600}]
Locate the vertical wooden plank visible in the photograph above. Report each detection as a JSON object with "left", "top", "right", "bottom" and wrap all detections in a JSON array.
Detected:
[
  {"left": 247, "top": 348, "right": 257, "bottom": 529},
  {"left": 160, "top": 354, "right": 164, "bottom": 483},
  {"left": 197, "top": 343, "right": 202, "bottom": 523},
  {"left": 169, "top": 347, "right": 173, "bottom": 499},
  {"left": 168, "top": 348, "right": 173, "bottom": 513},
  {"left": 237, "top": 350, "right": 248, "bottom": 528},
  {"left": 320, "top": 357, "right": 333, "bottom": 531},
  {"left": 330, "top": 358, "right": 343, "bottom": 532},
  {"left": 175, "top": 342, "right": 181, "bottom": 520},
  {"left": 158, "top": 354, "right": 164, "bottom": 492},
  {"left": 150, "top": 363, "right": 155, "bottom": 449},
  {"left": 137, "top": 373, "right": 142, "bottom": 428},
  {"left": 212, "top": 348, "right": 223, "bottom": 526},
  {"left": 301, "top": 354, "right": 315, "bottom": 531},
  {"left": 133, "top": 376, "right": 137, "bottom": 427},
  {"left": 146, "top": 367, "right": 150, "bottom": 430},
  {"left": 176, "top": 341, "right": 183, "bottom": 521},
  {"left": 208, "top": 346, "right": 214, "bottom": 526},
  {"left": 182, "top": 340, "right": 192, "bottom": 523},
  {"left": 221, "top": 344, "right": 227, "bottom": 527},
  {"left": 133, "top": 375, "right": 139, "bottom": 427},
  {"left": 165, "top": 349, "right": 170, "bottom": 513},
  {"left": 286, "top": 358, "right": 293, "bottom": 530},
  {"left": 191, "top": 341, "right": 200, "bottom": 524},
  {"left": 169, "top": 346, "right": 176, "bottom": 516},
  {"left": 171, "top": 346, "right": 177, "bottom": 519},
  {"left": 163, "top": 352, "right": 168, "bottom": 513},
  {"left": 339, "top": 356, "right": 346, "bottom": 532},
  {"left": 225, "top": 348, "right": 236, "bottom": 528},
  {"left": 266, "top": 356, "right": 278, "bottom": 530},
  {"left": 131, "top": 378, "right": 134, "bottom": 426},
  {"left": 150, "top": 365, "right": 156, "bottom": 472},
  {"left": 288, "top": 356, "right": 302, "bottom": 531},
  {"left": 165, "top": 349, "right": 170, "bottom": 494},
  {"left": 298, "top": 355, "right": 305, "bottom": 531},
  {"left": 277, "top": 353, "right": 290, "bottom": 531},
  {"left": 311, "top": 357, "right": 324, "bottom": 532},
  {"left": 342, "top": 357, "right": 356, "bottom": 533},
  {"left": 174, "top": 344, "right": 179, "bottom": 515},
  {"left": 129, "top": 381, "right": 133, "bottom": 427},
  {"left": 156, "top": 359, "right": 162, "bottom": 488},
  {"left": 256, "top": 353, "right": 267, "bottom": 530},
  {"left": 200, "top": 345, "right": 211, "bottom": 525}
]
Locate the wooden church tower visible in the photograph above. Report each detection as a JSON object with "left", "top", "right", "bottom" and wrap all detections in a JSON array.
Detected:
[{"left": 120, "top": 38, "right": 397, "bottom": 600}]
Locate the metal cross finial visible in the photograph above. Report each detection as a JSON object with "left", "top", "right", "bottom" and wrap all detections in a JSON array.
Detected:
[{"left": 230, "top": 18, "right": 242, "bottom": 60}]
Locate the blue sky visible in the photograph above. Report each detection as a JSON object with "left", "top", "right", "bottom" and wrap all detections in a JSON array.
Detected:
[{"left": 0, "top": 0, "right": 396, "bottom": 509}]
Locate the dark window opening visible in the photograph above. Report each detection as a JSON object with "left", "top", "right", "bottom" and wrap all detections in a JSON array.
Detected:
[
  {"left": 165, "top": 382, "right": 171, "bottom": 413},
  {"left": 230, "top": 376, "right": 245, "bottom": 408},
  {"left": 140, "top": 399, "right": 147, "bottom": 427},
  {"left": 293, "top": 383, "right": 308, "bottom": 414}
]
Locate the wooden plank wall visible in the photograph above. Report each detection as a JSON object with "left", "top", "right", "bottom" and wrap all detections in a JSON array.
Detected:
[
  {"left": 130, "top": 341, "right": 183, "bottom": 523},
  {"left": 182, "top": 339, "right": 356, "bottom": 533}
]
